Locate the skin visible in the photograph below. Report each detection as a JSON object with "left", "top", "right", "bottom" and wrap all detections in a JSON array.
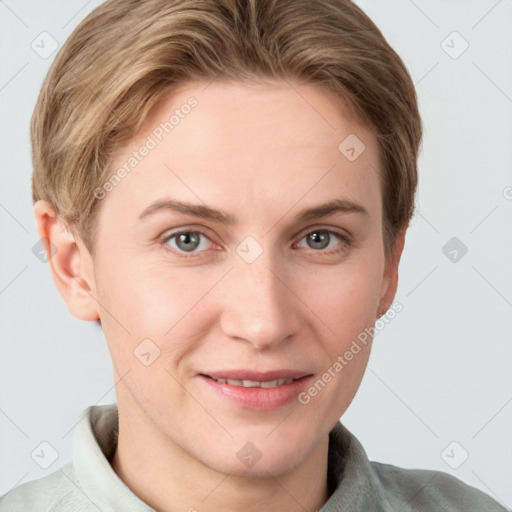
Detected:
[{"left": 34, "top": 78, "right": 406, "bottom": 512}]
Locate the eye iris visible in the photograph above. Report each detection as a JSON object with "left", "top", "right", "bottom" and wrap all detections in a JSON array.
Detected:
[
  {"left": 176, "top": 232, "right": 200, "bottom": 252},
  {"left": 308, "top": 231, "right": 330, "bottom": 250}
]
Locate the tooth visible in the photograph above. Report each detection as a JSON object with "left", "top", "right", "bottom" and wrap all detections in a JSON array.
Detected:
[
  {"left": 242, "top": 380, "right": 259, "bottom": 387},
  {"left": 226, "top": 379, "right": 243, "bottom": 386},
  {"left": 216, "top": 378, "right": 294, "bottom": 387}
]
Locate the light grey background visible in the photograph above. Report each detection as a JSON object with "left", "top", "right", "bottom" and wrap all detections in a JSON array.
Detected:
[{"left": 1, "top": 0, "right": 511, "bottom": 507}]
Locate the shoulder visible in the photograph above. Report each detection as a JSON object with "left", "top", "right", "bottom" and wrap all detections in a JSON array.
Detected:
[
  {"left": 327, "top": 421, "right": 507, "bottom": 512},
  {"left": 0, "top": 462, "right": 93, "bottom": 512},
  {"left": 370, "top": 461, "right": 508, "bottom": 511}
]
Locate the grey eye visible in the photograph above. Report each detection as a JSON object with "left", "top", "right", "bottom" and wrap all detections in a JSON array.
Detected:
[
  {"left": 176, "top": 232, "right": 200, "bottom": 251},
  {"left": 306, "top": 231, "right": 331, "bottom": 250},
  {"left": 166, "top": 231, "right": 211, "bottom": 253}
]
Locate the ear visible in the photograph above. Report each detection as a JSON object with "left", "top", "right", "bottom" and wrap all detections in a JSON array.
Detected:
[
  {"left": 33, "top": 200, "right": 100, "bottom": 322},
  {"left": 378, "top": 225, "right": 407, "bottom": 318}
]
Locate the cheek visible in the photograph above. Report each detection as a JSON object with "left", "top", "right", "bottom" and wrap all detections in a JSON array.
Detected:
[
  {"left": 299, "top": 258, "right": 383, "bottom": 343},
  {"left": 298, "top": 264, "right": 380, "bottom": 415},
  {"left": 95, "top": 256, "right": 224, "bottom": 356}
]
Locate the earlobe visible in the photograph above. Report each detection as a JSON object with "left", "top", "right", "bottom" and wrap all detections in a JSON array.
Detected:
[
  {"left": 33, "top": 200, "right": 100, "bottom": 322},
  {"left": 378, "top": 225, "right": 408, "bottom": 317}
]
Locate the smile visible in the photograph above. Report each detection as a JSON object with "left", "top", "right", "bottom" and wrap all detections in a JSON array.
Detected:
[
  {"left": 200, "top": 373, "right": 313, "bottom": 410},
  {"left": 210, "top": 377, "right": 294, "bottom": 388}
]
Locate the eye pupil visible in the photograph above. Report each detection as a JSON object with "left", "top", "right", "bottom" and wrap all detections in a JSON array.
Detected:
[
  {"left": 176, "top": 232, "right": 200, "bottom": 252},
  {"left": 308, "top": 231, "right": 330, "bottom": 250}
]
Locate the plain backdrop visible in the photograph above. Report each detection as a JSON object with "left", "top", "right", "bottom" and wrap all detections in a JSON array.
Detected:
[{"left": 1, "top": 0, "right": 511, "bottom": 508}]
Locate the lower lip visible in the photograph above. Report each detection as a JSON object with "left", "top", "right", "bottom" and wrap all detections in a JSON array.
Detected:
[{"left": 199, "top": 375, "right": 313, "bottom": 410}]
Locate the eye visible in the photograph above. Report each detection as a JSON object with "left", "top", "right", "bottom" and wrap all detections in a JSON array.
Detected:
[
  {"left": 160, "top": 227, "right": 351, "bottom": 258},
  {"left": 162, "top": 230, "right": 213, "bottom": 254},
  {"left": 296, "top": 229, "right": 350, "bottom": 254}
]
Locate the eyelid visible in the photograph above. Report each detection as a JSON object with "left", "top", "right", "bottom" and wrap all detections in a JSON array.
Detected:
[
  {"left": 294, "top": 224, "right": 352, "bottom": 243},
  {"left": 160, "top": 224, "right": 216, "bottom": 242}
]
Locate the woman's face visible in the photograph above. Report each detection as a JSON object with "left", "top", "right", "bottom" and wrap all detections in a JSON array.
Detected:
[{"left": 86, "top": 79, "right": 399, "bottom": 476}]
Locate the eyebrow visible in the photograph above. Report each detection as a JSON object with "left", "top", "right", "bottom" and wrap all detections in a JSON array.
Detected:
[{"left": 137, "top": 197, "right": 369, "bottom": 224}]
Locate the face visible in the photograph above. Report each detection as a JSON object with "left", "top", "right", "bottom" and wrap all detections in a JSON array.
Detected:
[{"left": 71, "top": 79, "right": 398, "bottom": 477}]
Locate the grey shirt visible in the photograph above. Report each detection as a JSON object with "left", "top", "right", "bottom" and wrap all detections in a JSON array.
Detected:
[{"left": 0, "top": 404, "right": 506, "bottom": 511}]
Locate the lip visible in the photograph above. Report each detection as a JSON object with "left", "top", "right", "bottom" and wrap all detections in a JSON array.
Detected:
[{"left": 199, "top": 371, "right": 313, "bottom": 410}]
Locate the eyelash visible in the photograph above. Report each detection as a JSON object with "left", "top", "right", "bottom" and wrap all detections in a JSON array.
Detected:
[{"left": 160, "top": 227, "right": 352, "bottom": 259}]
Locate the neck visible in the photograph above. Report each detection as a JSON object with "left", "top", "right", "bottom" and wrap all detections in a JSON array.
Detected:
[{"left": 110, "top": 404, "right": 331, "bottom": 512}]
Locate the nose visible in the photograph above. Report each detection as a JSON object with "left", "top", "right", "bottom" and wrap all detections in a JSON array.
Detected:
[{"left": 219, "top": 250, "right": 300, "bottom": 350}]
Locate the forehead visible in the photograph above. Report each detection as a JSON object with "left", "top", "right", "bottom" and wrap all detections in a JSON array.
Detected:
[
  {"left": 100, "top": 79, "right": 381, "bottom": 228},
  {"left": 140, "top": 79, "right": 373, "bottom": 157}
]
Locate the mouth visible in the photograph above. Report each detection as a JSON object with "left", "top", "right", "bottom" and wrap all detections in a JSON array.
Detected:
[
  {"left": 201, "top": 375, "right": 296, "bottom": 388},
  {"left": 198, "top": 370, "right": 313, "bottom": 410}
]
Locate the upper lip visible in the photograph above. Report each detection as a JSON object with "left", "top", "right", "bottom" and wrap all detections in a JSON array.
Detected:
[{"left": 200, "top": 370, "right": 312, "bottom": 381}]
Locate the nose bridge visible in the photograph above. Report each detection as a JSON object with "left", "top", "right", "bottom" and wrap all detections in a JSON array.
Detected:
[{"left": 220, "top": 245, "right": 297, "bottom": 348}]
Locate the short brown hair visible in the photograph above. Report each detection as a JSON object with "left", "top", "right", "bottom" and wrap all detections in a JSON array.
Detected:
[{"left": 31, "top": 0, "right": 422, "bottom": 262}]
